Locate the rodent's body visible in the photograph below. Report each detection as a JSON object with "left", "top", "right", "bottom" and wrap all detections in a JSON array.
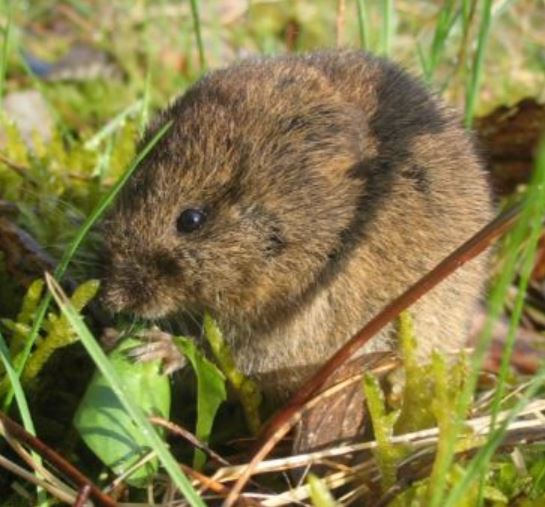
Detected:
[{"left": 101, "top": 51, "right": 492, "bottom": 400}]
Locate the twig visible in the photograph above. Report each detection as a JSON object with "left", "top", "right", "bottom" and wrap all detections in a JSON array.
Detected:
[
  {"left": 0, "top": 411, "right": 116, "bottom": 507},
  {"left": 181, "top": 462, "right": 263, "bottom": 507},
  {"left": 215, "top": 398, "right": 545, "bottom": 484},
  {"left": 217, "top": 401, "right": 545, "bottom": 506},
  {"left": 181, "top": 463, "right": 230, "bottom": 496},
  {"left": 73, "top": 485, "right": 92, "bottom": 507},
  {"left": 374, "top": 423, "right": 545, "bottom": 507},
  {"left": 222, "top": 202, "right": 522, "bottom": 506},
  {"left": 150, "top": 416, "right": 230, "bottom": 467},
  {"left": 0, "top": 452, "right": 77, "bottom": 504}
]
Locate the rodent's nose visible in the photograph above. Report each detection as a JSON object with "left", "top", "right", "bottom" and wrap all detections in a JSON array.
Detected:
[
  {"left": 99, "top": 264, "right": 168, "bottom": 318},
  {"left": 98, "top": 247, "right": 182, "bottom": 317},
  {"left": 98, "top": 259, "right": 141, "bottom": 314},
  {"left": 98, "top": 282, "right": 130, "bottom": 314}
]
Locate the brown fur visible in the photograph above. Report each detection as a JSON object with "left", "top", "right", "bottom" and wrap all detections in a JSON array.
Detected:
[{"left": 101, "top": 50, "right": 493, "bottom": 400}]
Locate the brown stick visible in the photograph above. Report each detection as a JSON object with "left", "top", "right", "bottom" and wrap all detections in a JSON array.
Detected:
[
  {"left": 0, "top": 411, "right": 117, "bottom": 507},
  {"left": 73, "top": 485, "right": 92, "bottom": 507},
  {"left": 150, "top": 416, "right": 230, "bottom": 467},
  {"left": 222, "top": 202, "right": 522, "bottom": 507},
  {"left": 181, "top": 463, "right": 231, "bottom": 496}
]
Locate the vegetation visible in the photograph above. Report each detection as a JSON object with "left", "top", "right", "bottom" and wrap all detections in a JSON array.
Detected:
[{"left": 0, "top": 1, "right": 544, "bottom": 506}]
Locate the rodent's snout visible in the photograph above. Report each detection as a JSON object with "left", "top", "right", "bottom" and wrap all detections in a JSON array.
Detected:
[
  {"left": 97, "top": 278, "right": 130, "bottom": 315},
  {"left": 98, "top": 248, "right": 185, "bottom": 320},
  {"left": 99, "top": 274, "right": 174, "bottom": 320},
  {"left": 97, "top": 261, "right": 136, "bottom": 315}
]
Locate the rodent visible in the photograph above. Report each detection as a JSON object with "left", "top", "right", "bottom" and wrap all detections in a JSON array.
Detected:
[{"left": 100, "top": 50, "right": 493, "bottom": 401}]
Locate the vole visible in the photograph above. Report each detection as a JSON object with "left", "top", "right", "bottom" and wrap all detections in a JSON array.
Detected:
[{"left": 100, "top": 50, "right": 493, "bottom": 401}]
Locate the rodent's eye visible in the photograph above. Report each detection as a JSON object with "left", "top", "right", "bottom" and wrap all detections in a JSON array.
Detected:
[{"left": 177, "top": 209, "right": 206, "bottom": 233}]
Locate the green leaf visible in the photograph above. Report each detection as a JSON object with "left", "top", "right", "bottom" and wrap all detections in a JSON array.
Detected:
[
  {"left": 48, "top": 275, "right": 203, "bottom": 504},
  {"left": 203, "top": 312, "right": 261, "bottom": 434},
  {"left": 174, "top": 336, "right": 226, "bottom": 470},
  {"left": 74, "top": 337, "right": 171, "bottom": 487}
]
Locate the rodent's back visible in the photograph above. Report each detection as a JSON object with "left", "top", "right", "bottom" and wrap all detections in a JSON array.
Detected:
[{"left": 213, "top": 51, "right": 493, "bottom": 392}]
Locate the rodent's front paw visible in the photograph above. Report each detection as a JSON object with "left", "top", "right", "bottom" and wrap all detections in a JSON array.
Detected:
[{"left": 130, "top": 326, "right": 187, "bottom": 375}]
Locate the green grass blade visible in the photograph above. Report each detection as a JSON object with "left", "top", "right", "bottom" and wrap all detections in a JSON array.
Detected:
[
  {"left": 427, "top": 211, "right": 521, "bottom": 505},
  {"left": 462, "top": 0, "right": 470, "bottom": 25},
  {"left": 45, "top": 275, "right": 205, "bottom": 506},
  {"left": 84, "top": 99, "right": 143, "bottom": 151},
  {"left": 417, "top": 42, "right": 430, "bottom": 80},
  {"left": 0, "top": 332, "right": 35, "bottom": 435},
  {"left": 189, "top": 0, "right": 206, "bottom": 72},
  {"left": 2, "top": 121, "right": 172, "bottom": 412},
  {"left": 0, "top": 330, "right": 49, "bottom": 506},
  {"left": 445, "top": 364, "right": 545, "bottom": 506},
  {"left": 464, "top": 0, "right": 493, "bottom": 127},
  {"left": 428, "top": 137, "right": 545, "bottom": 507},
  {"left": 477, "top": 132, "right": 545, "bottom": 507},
  {"left": 56, "top": 118, "right": 170, "bottom": 275},
  {"left": 355, "top": 0, "right": 369, "bottom": 51},
  {"left": 444, "top": 136, "right": 545, "bottom": 507},
  {"left": 380, "top": 0, "right": 395, "bottom": 57},
  {"left": 425, "top": 0, "right": 458, "bottom": 82}
]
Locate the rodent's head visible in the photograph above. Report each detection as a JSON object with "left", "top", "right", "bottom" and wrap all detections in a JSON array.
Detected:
[{"left": 101, "top": 57, "right": 368, "bottom": 327}]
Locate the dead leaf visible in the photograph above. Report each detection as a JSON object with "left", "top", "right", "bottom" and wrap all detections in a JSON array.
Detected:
[
  {"left": 475, "top": 98, "right": 545, "bottom": 195},
  {"left": 293, "top": 352, "right": 397, "bottom": 455}
]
